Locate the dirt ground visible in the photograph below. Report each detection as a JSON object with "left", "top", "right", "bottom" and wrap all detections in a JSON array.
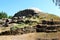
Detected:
[{"left": 0, "top": 32, "right": 60, "bottom": 40}]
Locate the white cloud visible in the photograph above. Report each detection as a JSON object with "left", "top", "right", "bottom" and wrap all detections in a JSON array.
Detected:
[{"left": 27, "top": 7, "right": 42, "bottom": 13}]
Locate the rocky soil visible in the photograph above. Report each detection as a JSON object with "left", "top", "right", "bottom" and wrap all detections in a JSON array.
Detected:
[{"left": 0, "top": 32, "right": 60, "bottom": 40}]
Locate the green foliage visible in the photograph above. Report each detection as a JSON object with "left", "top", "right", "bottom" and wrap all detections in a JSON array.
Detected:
[
  {"left": 0, "top": 12, "right": 8, "bottom": 19},
  {"left": 8, "top": 16, "right": 12, "bottom": 19},
  {"left": 10, "top": 26, "right": 18, "bottom": 31},
  {"left": 53, "top": 0, "right": 60, "bottom": 7}
]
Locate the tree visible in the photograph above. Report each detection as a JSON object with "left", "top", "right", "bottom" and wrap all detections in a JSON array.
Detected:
[
  {"left": 53, "top": 0, "right": 60, "bottom": 7},
  {"left": 8, "top": 16, "right": 12, "bottom": 19},
  {"left": 0, "top": 12, "right": 8, "bottom": 19}
]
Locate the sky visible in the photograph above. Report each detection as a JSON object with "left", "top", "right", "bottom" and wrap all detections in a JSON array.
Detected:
[{"left": 0, "top": 0, "right": 60, "bottom": 16}]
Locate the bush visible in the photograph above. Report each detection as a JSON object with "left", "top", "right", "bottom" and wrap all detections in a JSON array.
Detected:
[{"left": 10, "top": 26, "right": 18, "bottom": 31}]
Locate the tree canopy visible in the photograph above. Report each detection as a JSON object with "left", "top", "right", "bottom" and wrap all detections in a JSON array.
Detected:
[
  {"left": 0, "top": 12, "right": 8, "bottom": 19},
  {"left": 8, "top": 16, "right": 12, "bottom": 19},
  {"left": 53, "top": 0, "right": 60, "bottom": 7}
]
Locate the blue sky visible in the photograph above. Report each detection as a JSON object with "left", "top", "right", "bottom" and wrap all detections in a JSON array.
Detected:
[{"left": 0, "top": 0, "right": 60, "bottom": 16}]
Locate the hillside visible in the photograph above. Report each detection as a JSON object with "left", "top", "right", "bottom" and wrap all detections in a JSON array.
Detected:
[
  {"left": 0, "top": 8, "right": 60, "bottom": 35},
  {"left": 11, "top": 8, "right": 60, "bottom": 28},
  {"left": 12, "top": 9, "right": 60, "bottom": 25},
  {"left": 13, "top": 9, "right": 60, "bottom": 20}
]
